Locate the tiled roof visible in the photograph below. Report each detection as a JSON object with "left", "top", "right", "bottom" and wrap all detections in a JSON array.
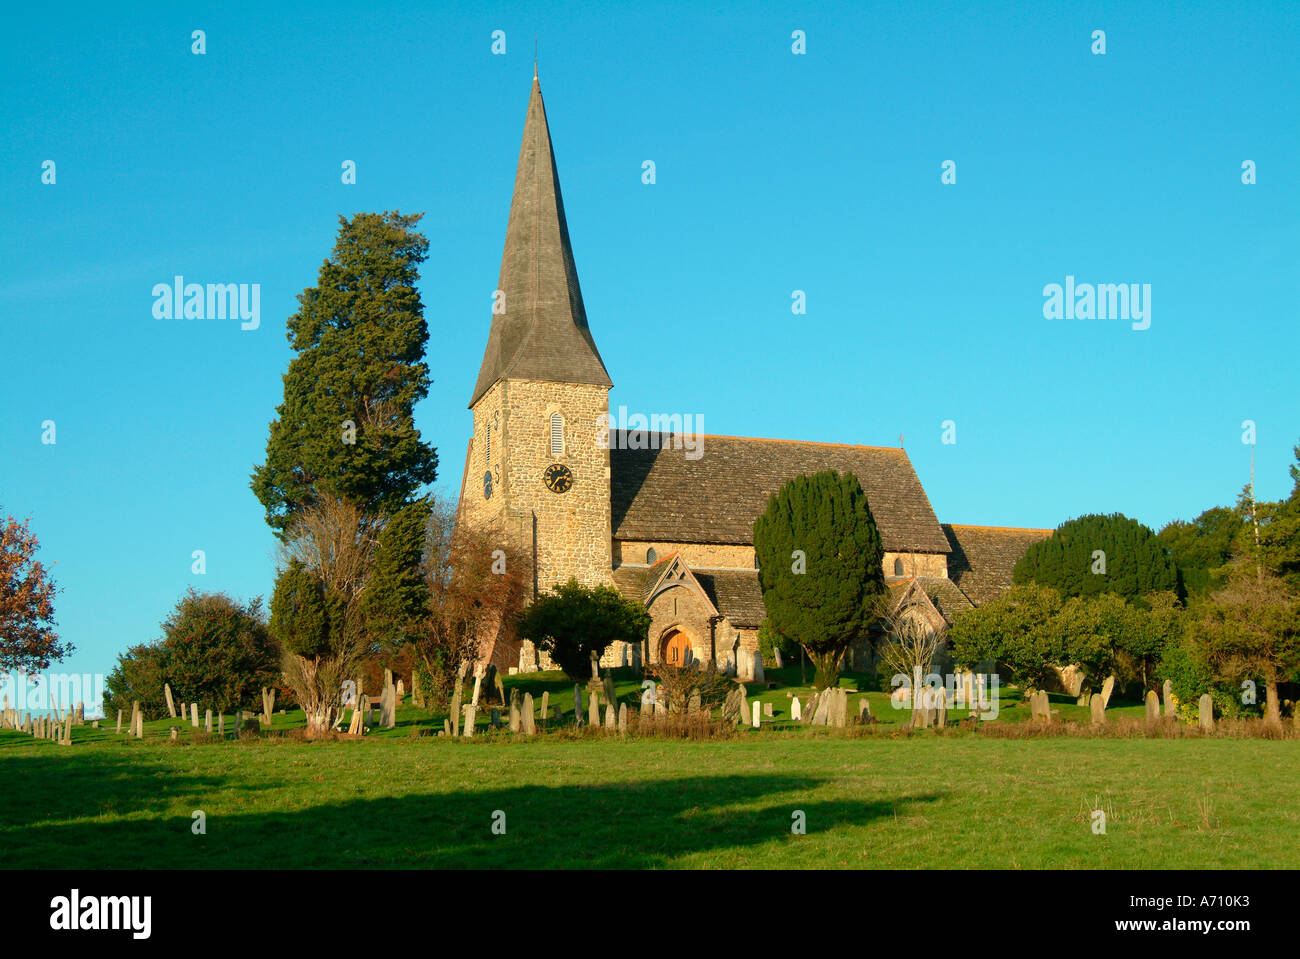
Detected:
[
  {"left": 469, "top": 78, "right": 612, "bottom": 408},
  {"left": 941, "top": 524, "right": 1052, "bottom": 605},
  {"left": 610, "top": 433, "right": 950, "bottom": 553}
]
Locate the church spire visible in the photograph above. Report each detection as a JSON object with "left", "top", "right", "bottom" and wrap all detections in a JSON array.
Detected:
[{"left": 469, "top": 77, "right": 612, "bottom": 408}]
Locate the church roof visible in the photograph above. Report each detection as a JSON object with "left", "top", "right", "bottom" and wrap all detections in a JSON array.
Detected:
[
  {"left": 469, "top": 77, "right": 612, "bottom": 408},
  {"left": 941, "top": 523, "right": 1052, "bottom": 605},
  {"left": 610, "top": 433, "right": 951, "bottom": 553}
]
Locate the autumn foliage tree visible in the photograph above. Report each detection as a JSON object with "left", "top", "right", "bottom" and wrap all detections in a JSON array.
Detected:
[
  {"left": 407, "top": 499, "right": 531, "bottom": 706},
  {"left": 0, "top": 511, "right": 68, "bottom": 673}
]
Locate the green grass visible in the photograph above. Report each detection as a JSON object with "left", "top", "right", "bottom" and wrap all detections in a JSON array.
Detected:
[{"left": 4, "top": 710, "right": 1296, "bottom": 868}]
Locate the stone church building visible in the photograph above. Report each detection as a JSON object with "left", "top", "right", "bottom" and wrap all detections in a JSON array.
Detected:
[{"left": 458, "top": 76, "right": 1049, "bottom": 672}]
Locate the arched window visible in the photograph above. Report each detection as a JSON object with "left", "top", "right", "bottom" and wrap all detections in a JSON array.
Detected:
[
  {"left": 893, "top": 558, "right": 904, "bottom": 577},
  {"left": 646, "top": 548, "right": 658, "bottom": 565},
  {"left": 549, "top": 413, "right": 563, "bottom": 456}
]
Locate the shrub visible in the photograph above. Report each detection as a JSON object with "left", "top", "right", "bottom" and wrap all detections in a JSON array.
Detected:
[{"left": 518, "top": 579, "right": 650, "bottom": 680}]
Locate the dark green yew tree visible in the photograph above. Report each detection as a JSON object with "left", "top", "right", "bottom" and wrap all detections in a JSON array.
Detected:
[
  {"left": 251, "top": 211, "right": 438, "bottom": 537},
  {"left": 1013, "top": 513, "right": 1179, "bottom": 602},
  {"left": 752, "top": 471, "right": 885, "bottom": 690}
]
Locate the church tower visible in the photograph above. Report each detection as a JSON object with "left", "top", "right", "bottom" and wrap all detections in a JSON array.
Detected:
[{"left": 464, "top": 75, "right": 614, "bottom": 596}]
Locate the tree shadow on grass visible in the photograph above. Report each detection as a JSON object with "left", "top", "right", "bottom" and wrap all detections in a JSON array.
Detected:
[{"left": 0, "top": 755, "right": 946, "bottom": 868}]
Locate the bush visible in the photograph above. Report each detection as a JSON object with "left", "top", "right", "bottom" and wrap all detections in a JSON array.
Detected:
[
  {"left": 518, "top": 579, "right": 650, "bottom": 680},
  {"left": 646, "top": 661, "right": 735, "bottom": 715},
  {"left": 104, "top": 590, "right": 277, "bottom": 718}
]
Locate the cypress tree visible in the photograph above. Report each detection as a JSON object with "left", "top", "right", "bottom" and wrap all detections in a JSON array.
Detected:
[{"left": 251, "top": 211, "right": 438, "bottom": 537}]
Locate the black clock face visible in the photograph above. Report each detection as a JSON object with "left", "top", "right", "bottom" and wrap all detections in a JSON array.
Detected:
[
  {"left": 543, "top": 463, "right": 573, "bottom": 494},
  {"left": 482, "top": 471, "right": 493, "bottom": 499}
]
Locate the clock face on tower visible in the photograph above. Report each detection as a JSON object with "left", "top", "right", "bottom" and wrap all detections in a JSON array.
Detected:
[{"left": 543, "top": 463, "right": 573, "bottom": 494}]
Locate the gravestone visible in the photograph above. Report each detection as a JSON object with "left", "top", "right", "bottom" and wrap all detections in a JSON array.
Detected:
[
  {"left": 1198, "top": 694, "right": 1214, "bottom": 732},
  {"left": 1144, "top": 690, "right": 1160, "bottom": 721},
  {"left": 812, "top": 692, "right": 830, "bottom": 726},
  {"left": 588, "top": 692, "right": 600, "bottom": 728},
  {"left": 381, "top": 683, "right": 396, "bottom": 729},
  {"left": 522, "top": 693, "right": 536, "bottom": 735},
  {"left": 1089, "top": 693, "right": 1106, "bottom": 725},
  {"left": 396, "top": 679, "right": 405, "bottom": 704},
  {"left": 1100, "top": 674, "right": 1116, "bottom": 709},
  {"left": 218, "top": 714, "right": 225, "bottom": 737},
  {"left": 589, "top": 651, "right": 600, "bottom": 682},
  {"left": 164, "top": 684, "right": 177, "bottom": 718},
  {"left": 602, "top": 672, "right": 617, "bottom": 711},
  {"left": 573, "top": 685, "right": 583, "bottom": 727},
  {"left": 858, "top": 698, "right": 871, "bottom": 724},
  {"left": 772, "top": 646, "right": 784, "bottom": 669},
  {"left": 763, "top": 702, "right": 774, "bottom": 718},
  {"left": 450, "top": 668, "right": 464, "bottom": 738},
  {"left": 1162, "top": 679, "right": 1175, "bottom": 717},
  {"left": 604, "top": 704, "right": 616, "bottom": 729},
  {"left": 170, "top": 727, "right": 178, "bottom": 742},
  {"left": 116, "top": 709, "right": 123, "bottom": 734},
  {"left": 470, "top": 667, "right": 483, "bottom": 708},
  {"left": 190, "top": 703, "right": 199, "bottom": 727},
  {"left": 737, "top": 648, "right": 753, "bottom": 682},
  {"left": 655, "top": 698, "right": 667, "bottom": 717},
  {"left": 540, "top": 691, "right": 549, "bottom": 728},
  {"left": 204, "top": 709, "right": 212, "bottom": 733},
  {"left": 463, "top": 704, "right": 476, "bottom": 737},
  {"left": 752, "top": 651, "right": 765, "bottom": 684},
  {"left": 490, "top": 707, "right": 502, "bottom": 730},
  {"left": 508, "top": 690, "right": 520, "bottom": 733},
  {"left": 687, "top": 689, "right": 702, "bottom": 715},
  {"left": 751, "top": 701, "right": 761, "bottom": 728},
  {"left": 618, "top": 703, "right": 628, "bottom": 733},
  {"left": 737, "top": 685, "right": 750, "bottom": 725},
  {"left": 411, "top": 671, "right": 423, "bottom": 707},
  {"left": 936, "top": 696, "right": 947, "bottom": 729},
  {"left": 721, "top": 686, "right": 742, "bottom": 724}
]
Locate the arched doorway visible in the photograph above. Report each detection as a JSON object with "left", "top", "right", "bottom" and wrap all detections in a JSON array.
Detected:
[{"left": 661, "top": 629, "right": 693, "bottom": 666}]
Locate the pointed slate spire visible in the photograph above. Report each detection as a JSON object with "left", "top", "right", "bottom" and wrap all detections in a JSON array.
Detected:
[{"left": 470, "top": 77, "right": 612, "bottom": 408}]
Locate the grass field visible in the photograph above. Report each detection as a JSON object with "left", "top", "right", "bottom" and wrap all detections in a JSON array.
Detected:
[{"left": 4, "top": 671, "right": 1297, "bottom": 868}]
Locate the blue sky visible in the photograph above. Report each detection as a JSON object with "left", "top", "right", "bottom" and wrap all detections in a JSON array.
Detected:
[{"left": 2, "top": 0, "right": 1297, "bottom": 683}]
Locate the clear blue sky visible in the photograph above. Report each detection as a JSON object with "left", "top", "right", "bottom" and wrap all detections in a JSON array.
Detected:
[{"left": 2, "top": 0, "right": 1297, "bottom": 684}]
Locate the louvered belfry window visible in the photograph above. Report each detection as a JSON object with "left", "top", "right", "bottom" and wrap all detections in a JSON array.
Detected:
[
  {"left": 484, "top": 424, "right": 491, "bottom": 463},
  {"left": 549, "top": 414, "right": 563, "bottom": 456}
]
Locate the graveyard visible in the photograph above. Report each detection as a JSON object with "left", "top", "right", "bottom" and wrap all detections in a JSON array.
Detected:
[{"left": 3, "top": 667, "right": 1298, "bottom": 870}]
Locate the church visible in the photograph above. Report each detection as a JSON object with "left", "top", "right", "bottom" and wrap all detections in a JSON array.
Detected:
[{"left": 457, "top": 76, "right": 1050, "bottom": 672}]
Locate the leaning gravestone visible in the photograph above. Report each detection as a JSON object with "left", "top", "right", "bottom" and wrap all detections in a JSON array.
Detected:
[
  {"left": 164, "top": 684, "right": 177, "bottom": 718},
  {"left": 1089, "top": 693, "right": 1106, "bottom": 725},
  {"left": 1100, "top": 674, "right": 1116, "bottom": 709},
  {"left": 812, "top": 692, "right": 830, "bottom": 726},
  {"left": 737, "top": 685, "right": 750, "bottom": 724},
  {"left": 602, "top": 671, "right": 617, "bottom": 710},
  {"left": 1198, "top": 694, "right": 1214, "bottom": 732},
  {"left": 1144, "top": 690, "right": 1160, "bottom": 721}
]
